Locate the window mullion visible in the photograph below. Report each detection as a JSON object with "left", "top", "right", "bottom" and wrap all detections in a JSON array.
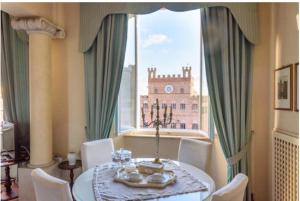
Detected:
[
  {"left": 135, "top": 15, "right": 139, "bottom": 129},
  {"left": 199, "top": 9, "right": 203, "bottom": 130}
]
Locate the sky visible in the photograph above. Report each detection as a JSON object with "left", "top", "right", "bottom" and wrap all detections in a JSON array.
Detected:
[{"left": 123, "top": 9, "right": 208, "bottom": 96}]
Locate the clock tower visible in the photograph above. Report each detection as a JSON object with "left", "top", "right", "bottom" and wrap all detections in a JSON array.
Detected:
[{"left": 141, "top": 67, "right": 204, "bottom": 130}]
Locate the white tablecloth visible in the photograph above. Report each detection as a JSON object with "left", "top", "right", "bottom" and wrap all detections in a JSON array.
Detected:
[{"left": 73, "top": 159, "right": 215, "bottom": 201}]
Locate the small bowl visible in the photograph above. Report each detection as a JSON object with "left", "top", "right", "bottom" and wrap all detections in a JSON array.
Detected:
[
  {"left": 127, "top": 172, "right": 142, "bottom": 182},
  {"left": 147, "top": 173, "right": 165, "bottom": 183}
]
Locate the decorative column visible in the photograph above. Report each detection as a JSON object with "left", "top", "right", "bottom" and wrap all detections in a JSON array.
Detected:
[{"left": 11, "top": 17, "right": 65, "bottom": 167}]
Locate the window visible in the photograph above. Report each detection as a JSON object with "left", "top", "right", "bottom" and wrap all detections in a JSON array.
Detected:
[
  {"left": 192, "top": 123, "right": 199, "bottom": 130},
  {"left": 192, "top": 104, "right": 198, "bottom": 110},
  {"left": 161, "top": 103, "right": 167, "bottom": 109},
  {"left": 180, "top": 104, "right": 186, "bottom": 110},
  {"left": 143, "top": 103, "right": 148, "bottom": 110},
  {"left": 171, "top": 103, "right": 176, "bottom": 109},
  {"left": 180, "top": 123, "right": 186, "bottom": 129},
  {"left": 200, "top": 55, "right": 210, "bottom": 132},
  {"left": 118, "top": 10, "right": 214, "bottom": 135},
  {"left": 171, "top": 123, "right": 176, "bottom": 128},
  {"left": 117, "top": 16, "right": 136, "bottom": 132},
  {"left": 0, "top": 72, "right": 3, "bottom": 123}
]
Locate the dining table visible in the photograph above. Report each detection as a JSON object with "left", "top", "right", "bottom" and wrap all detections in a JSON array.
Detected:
[{"left": 73, "top": 158, "right": 215, "bottom": 201}]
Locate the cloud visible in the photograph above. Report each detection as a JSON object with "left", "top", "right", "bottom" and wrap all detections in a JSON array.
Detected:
[{"left": 142, "top": 34, "right": 171, "bottom": 48}]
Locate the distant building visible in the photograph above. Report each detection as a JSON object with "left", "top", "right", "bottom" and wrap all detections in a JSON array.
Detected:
[
  {"left": 118, "top": 65, "right": 136, "bottom": 131},
  {"left": 140, "top": 67, "right": 208, "bottom": 130}
]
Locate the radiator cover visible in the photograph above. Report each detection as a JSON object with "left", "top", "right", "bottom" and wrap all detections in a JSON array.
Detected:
[{"left": 274, "top": 131, "right": 299, "bottom": 201}]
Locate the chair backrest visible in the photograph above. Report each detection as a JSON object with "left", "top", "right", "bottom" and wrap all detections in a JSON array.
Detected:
[
  {"left": 81, "top": 138, "right": 114, "bottom": 171},
  {"left": 31, "top": 168, "right": 73, "bottom": 201},
  {"left": 178, "top": 138, "right": 212, "bottom": 171},
  {"left": 211, "top": 173, "right": 248, "bottom": 201}
]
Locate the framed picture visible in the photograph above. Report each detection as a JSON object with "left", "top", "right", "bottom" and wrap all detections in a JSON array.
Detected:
[
  {"left": 294, "top": 63, "right": 299, "bottom": 111},
  {"left": 274, "top": 64, "right": 293, "bottom": 110}
]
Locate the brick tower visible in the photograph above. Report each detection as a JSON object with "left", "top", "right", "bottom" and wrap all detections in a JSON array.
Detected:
[{"left": 140, "top": 66, "right": 202, "bottom": 130}]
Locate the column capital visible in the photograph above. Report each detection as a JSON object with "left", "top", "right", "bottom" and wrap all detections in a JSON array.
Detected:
[{"left": 11, "top": 17, "right": 65, "bottom": 39}]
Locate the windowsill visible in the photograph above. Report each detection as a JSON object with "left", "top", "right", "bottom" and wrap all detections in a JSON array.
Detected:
[{"left": 121, "top": 129, "right": 210, "bottom": 140}]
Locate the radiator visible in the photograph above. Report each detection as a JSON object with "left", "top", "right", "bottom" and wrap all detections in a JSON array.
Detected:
[{"left": 274, "top": 131, "right": 299, "bottom": 201}]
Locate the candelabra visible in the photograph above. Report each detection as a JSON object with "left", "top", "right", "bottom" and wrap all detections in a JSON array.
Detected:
[{"left": 141, "top": 98, "right": 172, "bottom": 164}]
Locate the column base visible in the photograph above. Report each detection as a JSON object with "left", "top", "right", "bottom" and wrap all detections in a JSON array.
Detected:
[{"left": 27, "top": 160, "right": 56, "bottom": 169}]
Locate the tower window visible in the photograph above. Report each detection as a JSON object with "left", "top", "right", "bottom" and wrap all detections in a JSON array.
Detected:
[
  {"left": 192, "top": 104, "right": 198, "bottom": 110},
  {"left": 192, "top": 123, "right": 199, "bottom": 129},
  {"left": 180, "top": 123, "right": 186, "bottom": 129},
  {"left": 171, "top": 123, "right": 176, "bottom": 128},
  {"left": 180, "top": 103, "right": 186, "bottom": 110}
]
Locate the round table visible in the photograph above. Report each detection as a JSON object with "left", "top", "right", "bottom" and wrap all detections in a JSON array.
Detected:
[{"left": 73, "top": 158, "right": 215, "bottom": 201}]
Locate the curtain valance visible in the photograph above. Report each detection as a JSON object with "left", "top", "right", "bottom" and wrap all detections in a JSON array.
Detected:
[{"left": 80, "top": 3, "right": 258, "bottom": 52}]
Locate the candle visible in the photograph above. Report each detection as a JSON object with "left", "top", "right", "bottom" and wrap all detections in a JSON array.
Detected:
[
  {"left": 151, "top": 105, "right": 153, "bottom": 120},
  {"left": 163, "top": 105, "right": 167, "bottom": 124},
  {"left": 164, "top": 105, "right": 167, "bottom": 115},
  {"left": 141, "top": 107, "right": 145, "bottom": 118},
  {"left": 170, "top": 106, "right": 173, "bottom": 121}
]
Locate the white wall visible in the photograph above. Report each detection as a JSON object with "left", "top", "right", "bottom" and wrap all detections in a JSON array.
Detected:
[
  {"left": 271, "top": 3, "right": 299, "bottom": 134},
  {"left": 269, "top": 3, "right": 299, "bottom": 201}
]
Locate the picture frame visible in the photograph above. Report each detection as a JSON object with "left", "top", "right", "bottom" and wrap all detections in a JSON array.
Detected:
[
  {"left": 293, "top": 63, "right": 299, "bottom": 111},
  {"left": 274, "top": 64, "right": 293, "bottom": 110}
]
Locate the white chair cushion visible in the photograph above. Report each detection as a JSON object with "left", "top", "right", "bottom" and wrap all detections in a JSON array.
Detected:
[
  {"left": 212, "top": 173, "right": 248, "bottom": 201},
  {"left": 31, "top": 168, "right": 73, "bottom": 201},
  {"left": 81, "top": 138, "right": 114, "bottom": 171},
  {"left": 178, "top": 138, "right": 212, "bottom": 171}
]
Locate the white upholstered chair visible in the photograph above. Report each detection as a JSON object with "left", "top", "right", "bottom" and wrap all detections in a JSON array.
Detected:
[
  {"left": 31, "top": 168, "right": 73, "bottom": 201},
  {"left": 178, "top": 138, "right": 212, "bottom": 171},
  {"left": 81, "top": 138, "right": 115, "bottom": 171},
  {"left": 211, "top": 173, "right": 248, "bottom": 201}
]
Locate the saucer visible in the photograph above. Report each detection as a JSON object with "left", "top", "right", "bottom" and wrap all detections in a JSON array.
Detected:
[
  {"left": 147, "top": 173, "right": 166, "bottom": 184},
  {"left": 126, "top": 172, "right": 143, "bottom": 182}
]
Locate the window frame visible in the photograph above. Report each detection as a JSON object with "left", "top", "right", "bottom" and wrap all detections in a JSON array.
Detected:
[{"left": 117, "top": 12, "right": 215, "bottom": 137}]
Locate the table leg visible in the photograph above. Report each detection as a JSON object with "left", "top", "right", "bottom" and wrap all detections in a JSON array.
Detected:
[
  {"left": 70, "top": 169, "right": 74, "bottom": 189},
  {"left": 4, "top": 166, "right": 12, "bottom": 194},
  {"left": 1, "top": 165, "right": 18, "bottom": 200},
  {"left": 69, "top": 169, "right": 75, "bottom": 201}
]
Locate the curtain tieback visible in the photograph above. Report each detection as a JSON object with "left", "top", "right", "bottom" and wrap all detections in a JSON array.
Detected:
[{"left": 226, "top": 130, "right": 254, "bottom": 165}]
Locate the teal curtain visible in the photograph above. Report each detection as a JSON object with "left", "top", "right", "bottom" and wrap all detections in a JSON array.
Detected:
[
  {"left": 201, "top": 7, "right": 253, "bottom": 200},
  {"left": 1, "top": 11, "right": 30, "bottom": 159},
  {"left": 84, "top": 14, "right": 128, "bottom": 140}
]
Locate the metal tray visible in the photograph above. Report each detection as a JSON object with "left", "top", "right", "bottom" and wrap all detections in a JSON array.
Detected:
[{"left": 114, "top": 168, "right": 176, "bottom": 189}]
